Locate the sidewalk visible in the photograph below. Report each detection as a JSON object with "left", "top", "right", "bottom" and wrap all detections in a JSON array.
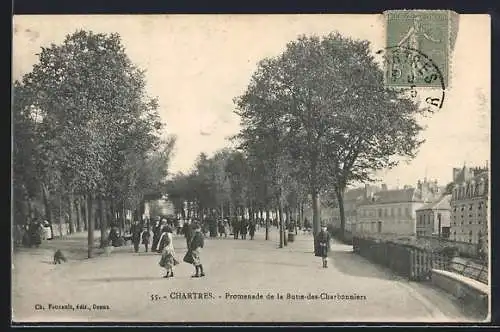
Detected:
[{"left": 12, "top": 228, "right": 479, "bottom": 323}]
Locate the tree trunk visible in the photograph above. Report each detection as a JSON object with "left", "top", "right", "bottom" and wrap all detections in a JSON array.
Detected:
[
  {"left": 278, "top": 195, "right": 284, "bottom": 248},
  {"left": 335, "top": 186, "right": 346, "bottom": 240},
  {"left": 300, "top": 203, "right": 304, "bottom": 228},
  {"left": 265, "top": 208, "right": 270, "bottom": 240},
  {"left": 82, "top": 195, "right": 88, "bottom": 231},
  {"left": 99, "top": 197, "right": 107, "bottom": 248},
  {"left": 58, "top": 195, "right": 63, "bottom": 238},
  {"left": 312, "top": 189, "right": 321, "bottom": 236},
  {"left": 41, "top": 183, "right": 52, "bottom": 222},
  {"left": 75, "top": 197, "right": 82, "bottom": 232},
  {"left": 68, "top": 190, "right": 76, "bottom": 234},
  {"left": 87, "top": 193, "right": 94, "bottom": 258}
]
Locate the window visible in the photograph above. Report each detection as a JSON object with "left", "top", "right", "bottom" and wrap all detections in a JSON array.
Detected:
[
  {"left": 405, "top": 207, "right": 410, "bottom": 217},
  {"left": 378, "top": 209, "right": 382, "bottom": 218},
  {"left": 469, "top": 204, "right": 473, "bottom": 211}
]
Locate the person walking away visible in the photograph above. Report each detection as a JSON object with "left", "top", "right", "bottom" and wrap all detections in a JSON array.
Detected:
[
  {"left": 240, "top": 218, "right": 248, "bottom": 240},
  {"left": 318, "top": 223, "right": 331, "bottom": 268},
  {"left": 183, "top": 219, "right": 193, "bottom": 249},
  {"left": 140, "top": 226, "right": 150, "bottom": 252},
  {"left": 159, "top": 226, "right": 179, "bottom": 278},
  {"left": 248, "top": 219, "right": 256, "bottom": 240},
  {"left": 131, "top": 221, "right": 142, "bottom": 253},
  {"left": 189, "top": 223, "right": 205, "bottom": 278}
]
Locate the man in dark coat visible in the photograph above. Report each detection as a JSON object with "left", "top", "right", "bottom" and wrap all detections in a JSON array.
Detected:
[
  {"left": 318, "top": 224, "right": 331, "bottom": 268},
  {"left": 232, "top": 217, "right": 240, "bottom": 240},
  {"left": 189, "top": 223, "right": 205, "bottom": 278},
  {"left": 130, "top": 221, "right": 142, "bottom": 253},
  {"left": 240, "top": 218, "right": 248, "bottom": 240}
]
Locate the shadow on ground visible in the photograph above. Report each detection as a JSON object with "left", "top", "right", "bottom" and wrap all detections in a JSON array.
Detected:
[{"left": 330, "top": 250, "right": 401, "bottom": 281}]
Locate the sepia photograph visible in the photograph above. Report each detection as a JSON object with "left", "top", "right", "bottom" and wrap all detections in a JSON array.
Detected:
[{"left": 12, "top": 12, "right": 490, "bottom": 323}]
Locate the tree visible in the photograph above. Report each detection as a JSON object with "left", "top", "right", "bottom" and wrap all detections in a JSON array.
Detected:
[{"left": 235, "top": 33, "right": 425, "bottom": 250}]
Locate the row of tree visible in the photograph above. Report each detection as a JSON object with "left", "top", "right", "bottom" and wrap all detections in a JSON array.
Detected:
[
  {"left": 165, "top": 148, "right": 310, "bottom": 244},
  {"left": 13, "top": 31, "right": 175, "bottom": 256}
]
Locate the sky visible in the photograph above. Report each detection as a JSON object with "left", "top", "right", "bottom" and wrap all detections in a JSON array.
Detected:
[{"left": 12, "top": 14, "right": 490, "bottom": 189}]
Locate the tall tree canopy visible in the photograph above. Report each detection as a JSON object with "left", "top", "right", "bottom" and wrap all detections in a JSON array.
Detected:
[
  {"left": 234, "top": 33, "right": 425, "bottom": 243},
  {"left": 13, "top": 30, "right": 175, "bottom": 256}
]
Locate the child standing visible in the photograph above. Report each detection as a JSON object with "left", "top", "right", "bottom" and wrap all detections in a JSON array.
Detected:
[{"left": 318, "top": 223, "right": 331, "bottom": 268}]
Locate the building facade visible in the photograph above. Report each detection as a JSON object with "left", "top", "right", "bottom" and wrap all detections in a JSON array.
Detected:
[
  {"left": 356, "top": 179, "right": 442, "bottom": 236},
  {"left": 415, "top": 194, "right": 451, "bottom": 238},
  {"left": 330, "top": 185, "right": 380, "bottom": 233},
  {"left": 450, "top": 170, "right": 488, "bottom": 245}
]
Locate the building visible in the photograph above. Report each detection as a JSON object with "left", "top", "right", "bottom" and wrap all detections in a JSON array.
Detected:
[
  {"left": 450, "top": 170, "right": 488, "bottom": 245},
  {"left": 356, "top": 179, "right": 442, "bottom": 236},
  {"left": 415, "top": 194, "right": 452, "bottom": 238},
  {"left": 330, "top": 185, "right": 381, "bottom": 233}
]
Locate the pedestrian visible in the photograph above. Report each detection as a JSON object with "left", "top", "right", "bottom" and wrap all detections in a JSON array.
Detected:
[
  {"left": 240, "top": 218, "right": 248, "bottom": 240},
  {"left": 232, "top": 217, "right": 240, "bottom": 239},
  {"left": 131, "top": 221, "right": 142, "bottom": 253},
  {"left": 158, "top": 225, "right": 179, "bottom": 278},
  {"left": 218, "top": 219, "right": 226, "bottom": 238},
  {"left": 318, "top": 223, "right": 331, "bottom": 268},
  {"left": 189, "top": 223, "right": 205, "bottom": 278},
  {"left": 156, "top": 226, "right": 170, "bottom": 253},
  {"left": 108, "top": 226, "right": 120, "bottom": 247},
  {"left": 29, "top": 220, "right": 42, "bottom": 247},
  {"left": 141, "top": 226, "right": 150, "bottom": 252},
  {"left": 183, "top": 219, "right": 193, "bottom": 249},
  {"left": 248, "top": 219, "right": 256, "bottom": 240},
  {"left": 152, "top": 218, "right": 162, "bottom": 250}
]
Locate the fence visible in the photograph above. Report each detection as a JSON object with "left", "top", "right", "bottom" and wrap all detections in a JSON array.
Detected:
[
  {"left": 352, "top": 236, "right": 487, "bottom": 284},
  {"left": 419, "top": 236, "right": 478, "bottom": 258}
]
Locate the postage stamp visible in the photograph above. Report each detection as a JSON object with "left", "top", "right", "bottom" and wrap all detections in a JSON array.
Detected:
[{"left": 384, "top": 10, "right": 458, "bottom": 88}]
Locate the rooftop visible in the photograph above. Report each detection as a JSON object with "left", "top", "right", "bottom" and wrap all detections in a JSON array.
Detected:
[
  {"left": 359, "top": 188, "right": 419, "bottom": 205},
  {"left": 416, "top": 194, "right": 452, "bottom": 211}
]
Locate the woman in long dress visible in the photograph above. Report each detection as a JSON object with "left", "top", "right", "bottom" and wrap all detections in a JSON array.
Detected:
[{"left": 159, "top": 226, "right": 178, "bottom": 278}]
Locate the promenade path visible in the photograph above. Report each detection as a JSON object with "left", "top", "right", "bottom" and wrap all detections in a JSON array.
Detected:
[{"left": 12, "top": 227, "right": 479, "bottom": 323}]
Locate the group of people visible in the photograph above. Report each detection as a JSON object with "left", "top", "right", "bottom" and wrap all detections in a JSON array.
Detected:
[
  {"left": 15, "top": 219, "right": 52, "bottom": 248},
  {"left": 128, "top": 217, "right": 206, "bottom": 279},
  {"left": 229, "top": 217, "right": 257, "bottom": 240}
]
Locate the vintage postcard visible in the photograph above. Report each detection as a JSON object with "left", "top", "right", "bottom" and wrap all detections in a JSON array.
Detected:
[{"left": 12, "top": 13, "right": 490, "bottom": 323}]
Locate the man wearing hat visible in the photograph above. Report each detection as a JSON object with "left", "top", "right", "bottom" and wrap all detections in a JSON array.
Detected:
[
  {"left": 318, "top": 222, "right": 331, "bottom": 268},
  {"left": 189, "top": 223, "right": 205, "bottom": 278}
]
